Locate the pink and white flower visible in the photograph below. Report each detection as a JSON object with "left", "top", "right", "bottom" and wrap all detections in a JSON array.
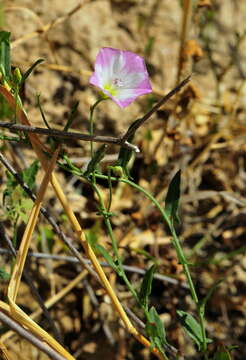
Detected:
[{"left": 89, "top": 47, "right": 152, "bottom": 108}]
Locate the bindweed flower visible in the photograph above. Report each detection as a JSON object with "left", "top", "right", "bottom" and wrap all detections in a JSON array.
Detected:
[{"left": 89, "top": 47, "right": 152, "bottom": 108}]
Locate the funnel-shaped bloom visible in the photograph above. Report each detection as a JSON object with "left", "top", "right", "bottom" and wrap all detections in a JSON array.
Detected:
[{"left": 89, "top": 47, "right": 152, "bottom": 108}]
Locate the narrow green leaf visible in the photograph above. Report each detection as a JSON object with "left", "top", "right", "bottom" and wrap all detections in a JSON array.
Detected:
[
  {"left": 86, "top": 230, "right": 118, "bottom": 272},
  {"left": 84, "top": 144, "right": 106, "bottom": 177},
  {"left": 95, "top": 243, "right": 118, "bottom": 272},
  {"left": 116, "top": 119, "right": 139, "bottom": 178},
  {"left": 0, "top": 31, "right": 11, "bottom": 79},
  {"left": 37, "top": 94, "right": 50, "bottom": 129},
  {"left": 150, "top": 306, "right": 167, "bottom": 346},
  {"left": 177, "top": 310, "right": 203, "bottom": 350},
  {"left": 165, "top": 170, "right": 181, "bottom": 223},
  {"left": 21, "top": 58, "right": 44, "bottom": 85},
  {"left": 213, "top": 346, "right": 231, "bottom": 360},
  {"left": 139, "top": 265, "right": 156, "bottom": 309},
  {"left": 145, "top": 306, "right": 170, "bottom": 357},
  {"left": 85, "top": 230, "right": 97, "bottom": 248}
]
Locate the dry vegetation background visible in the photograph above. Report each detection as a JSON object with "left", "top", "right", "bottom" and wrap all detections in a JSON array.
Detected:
[{"left": 0, "top": 0, "right": 246, "bottom": 359}]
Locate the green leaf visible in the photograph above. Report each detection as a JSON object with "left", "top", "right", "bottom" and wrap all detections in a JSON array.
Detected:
[
  {"left": 165, "top": 170, "right": 181, "bottom": 224},
  {"left": 37, "top": 94, "right": 50, "bottom": 129},
  {"left": 116, "top": 119, "right": 139, "bottom": 178},
  {"left": 18, "top": 197, "right": 33, "bottom": 222},
  {"left": 177, "top": 310, "right": 212, "bottom": 350},
  {"left": 86, "top": 230, "right": 98, "bottom": 248},
  {"left": 145, "top": 306, "right": 169, "bottom": 357},
  {"left": 84, "top": 144, "right": 106, "bottom": 177},
  {"left": 2, "top": 161, "right": 39, "bottom": 222},
  {"left": 213, "top": 346, "right": 231, "bottom": 360},
  {"left": 139, "top": 265, "right": 156, "bottom": 309},
  {"left": 94, "top": 243, "right": 118, "bottom": 272},
  {"left": 22, "top": 160, "right": 39, "bottom": 189},
  {"left": 116, "top": 145, "right": 133, "bottom": 178},
  {"left": 3, "top": 160, "right": 38, "bottom": 202},
  {"left": 0, "top": 31, "right": 11, "bottom": 80},
  {"left": 0, "top": 267, "right": 10, "bottom": 280},
  {"left": 86, "top": 230, "right": 118, "bottom": 272}
]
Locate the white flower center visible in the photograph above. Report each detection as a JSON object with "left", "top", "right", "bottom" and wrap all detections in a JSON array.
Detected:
[{"left": 112, "top": 77, "right": 124, "bottom": 87}]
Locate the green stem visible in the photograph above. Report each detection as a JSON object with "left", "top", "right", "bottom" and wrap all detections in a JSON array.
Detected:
[
  {"left": 106, "top": 168, "right": 113, "bottom": 213},
  {"left": 89, "top": 97, "right": 107, "bottom": 158},
  {"left": 92, "top": 181, "right": 139, "bottom": 303},
  {"left": 94, "top": 172, "right": 207, "bottom": 352},
  {"left": 59, "top": 158, "right": 207, "bottom": 354}
]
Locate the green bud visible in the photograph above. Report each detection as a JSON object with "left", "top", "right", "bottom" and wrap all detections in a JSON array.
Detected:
[
  {"left": 13, "top": 67, "right": 22, "bottom": 84},
  {"left": 109, "top": 166, "right": 124, "bottom": 177}
]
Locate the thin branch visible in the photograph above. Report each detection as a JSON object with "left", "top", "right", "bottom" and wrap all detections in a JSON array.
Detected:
[
  {"left": 0, "top": 310, "right": 67, "bottom": 360},
  {"left": 176, "top": 0, "right": 193, "bottom": 83},
  {"left": 0, "top": 248, "right": 188, "bottom": 288},
  {"left": 120, "top": 75, "right": 191, "bottom": 144},
  {"left": 0, "top": 222, "right": 63, "bottom": 344},
  {"left": 0, "top": 122, "right": 139, "bottom": 152}
]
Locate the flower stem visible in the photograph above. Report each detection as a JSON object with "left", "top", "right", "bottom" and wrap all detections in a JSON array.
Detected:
[{"left": 89, "top": 97, "right": 107, "bottom": 157}]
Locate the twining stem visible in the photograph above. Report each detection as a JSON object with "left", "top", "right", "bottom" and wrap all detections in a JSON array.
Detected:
[
  {"left": 87, "top": 99, "right": 167, "bottom": 360},
  {"left": 94, "top": 172, "right": 207, "bottom": 352},
  {"left": 89, "top": 97, "right": 106, "bottom": 157},
  {"left": 92, "top": 181, "right": 139, "bottom": 304},
  {"left": 89, "top": 99, "right": 140, "bottom": 304}
]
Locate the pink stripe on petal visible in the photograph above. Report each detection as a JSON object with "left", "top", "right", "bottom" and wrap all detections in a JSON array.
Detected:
[
  {"left": 95, "top": 48, "right": 118, "bottom": 68},
  {"left": 135, "top": 77, "right": 152, "bottom": 91},
  {"left": 114, "top": 96, "right": 137, "bottom": 108},
  {"left": 122, "top": 52, "right": 147, "bottom": 74},
  {"left": 90, "top": 47, "right": 152, "bottom": 108},
  {"left": 89, "top": 72, "right": 101, "bottom": 88}
]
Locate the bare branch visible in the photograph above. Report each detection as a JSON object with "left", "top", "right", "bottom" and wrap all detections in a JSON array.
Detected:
[
  {"left": 120, "top": 75, "right": 191, "bottom": 144},
  {"left": 0, "top": 222, "right": 63, "bottom": 343},
  {"left": 0, "top": 122, "right": 139, "bottom": 152},
  {"left": 0, "top": 310, "right": 67, "bottom": 360},
  {"left": 0, "top": 248, "right": 188, "bottom": 288}
]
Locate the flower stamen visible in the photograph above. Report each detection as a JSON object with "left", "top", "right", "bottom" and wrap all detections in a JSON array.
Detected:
[{"left": 112, "top": 77, "right": 124, "bottom": 87}]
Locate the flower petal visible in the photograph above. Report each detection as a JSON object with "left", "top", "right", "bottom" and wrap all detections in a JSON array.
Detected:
[{"left": 89, "top": 47, "right": 152, "bottom": 108}]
